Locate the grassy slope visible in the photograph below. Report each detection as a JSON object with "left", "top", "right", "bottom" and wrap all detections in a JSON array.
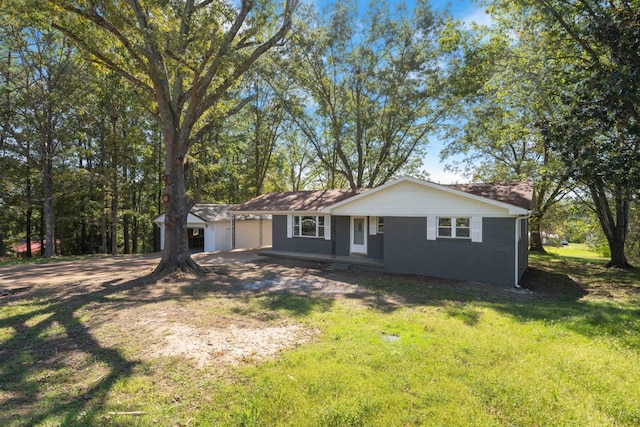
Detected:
[
  {"left": 199, "top": 246, "right": 640, "bottom": 426},
  {"left": 197, "top": 252, "right": 640, "bottom": 426},
  {"left": 1, "top": 246, "right": 639, "bottom": 426}
]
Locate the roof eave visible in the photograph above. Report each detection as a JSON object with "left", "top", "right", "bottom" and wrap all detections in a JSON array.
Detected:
[{"left": 509, "top": 207, "right": 532, "bottom": 216}]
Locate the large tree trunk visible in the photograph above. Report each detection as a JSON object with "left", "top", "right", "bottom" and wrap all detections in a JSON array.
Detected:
[
  {"left": 154, "top": 138, "right": 204, "bottom": 275},
  {"left": 590, "top": 184, "right": 632, "bottom": 269},
  {"left": 528, "top": 212, "right": 546, "bottom": 253}
]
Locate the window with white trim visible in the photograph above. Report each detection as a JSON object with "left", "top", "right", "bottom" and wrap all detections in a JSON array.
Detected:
[
  {"left": 437, "top": 217, "right": 470, "bottom": 239},
  {"left": 293, "top": 215, "right": 325, "bottom": 238},
  {"left": 377, "top": 217, "right": 384, "bottom": 233}
]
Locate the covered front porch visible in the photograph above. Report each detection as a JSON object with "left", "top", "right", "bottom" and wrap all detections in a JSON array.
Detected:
[{"left": 258, "top": 249, "right": 384, "bottom": 271}]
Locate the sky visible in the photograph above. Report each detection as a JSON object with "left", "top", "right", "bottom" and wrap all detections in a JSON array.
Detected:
[
  {"left": 313, "top": 0, "right": 492, "bottom": 184},
  {"left": 422, "top": 1, "right": 490, "bottom": 184}
]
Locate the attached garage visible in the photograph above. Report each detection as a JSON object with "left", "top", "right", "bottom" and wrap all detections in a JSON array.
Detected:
[{"left": 153, "top": 204, "right": 272, "bottom": 253}]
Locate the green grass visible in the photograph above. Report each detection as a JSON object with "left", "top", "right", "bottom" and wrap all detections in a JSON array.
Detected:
[
  {"left": 545, "top": 242, "right": 608, "bottom": 262},
  {"left": 191, "top": 255, "right": 640, "bottom": 426},
  {"left": 203, "top": 305, "right": 640, "bottom": 426},
  {"left": 2, "top": 248, "right": 640, "bottom": 426}
]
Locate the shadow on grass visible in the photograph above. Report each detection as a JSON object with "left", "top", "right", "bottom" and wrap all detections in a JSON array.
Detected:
[
  {"left": 258, "top": 292, "right": 334, "bottom": 316},
  {"left": 445, "top": 305, "right": 483, "bottom": 326},
  {"left": 251, "top": 257, "right": 640, "bottom": 352},
  {"left": 520, "top": 267, "right": 588, "bottom": 299},
  {"left": 0, "top": 263, "right": 342, "bottom": 425},
  {"left": 0, "top": 274, "right": 160, "bottom": 426},
  {"left": 1, "top": 254, "right": 638, "bottom": 424}
]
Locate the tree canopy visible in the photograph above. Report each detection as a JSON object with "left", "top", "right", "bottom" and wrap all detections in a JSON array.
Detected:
[
  {"left": 275, "top": 0, "right": 453, "bottom": 189},
  {"left": 1, "top": 0, "right": 638, "bottom": 272},
  {"left": 443, "top": 0, "right": 639, "bottom": 265},
  {"left": 31, "top": 0, "right": 299, "bottom": 273}
]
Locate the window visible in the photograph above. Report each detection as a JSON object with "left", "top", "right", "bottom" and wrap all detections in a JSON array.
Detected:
[
  {"left": 438, "top": 217, "right": 470, "bottom": 239},
  {"left": 293, "top": 215, "right": 325, "bottom": 238},
  {"left": 377, "top": 217, "right": 384, "bottom": 233}
]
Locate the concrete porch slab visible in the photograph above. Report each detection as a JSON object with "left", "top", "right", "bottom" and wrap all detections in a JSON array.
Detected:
[{"left": 258, "top": 249, "right": 384, "bottom": 269}]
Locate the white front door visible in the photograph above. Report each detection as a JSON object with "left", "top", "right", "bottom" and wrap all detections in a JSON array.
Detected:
[{"left": 350, "top": 216, "right": 367, "bottom": 254}]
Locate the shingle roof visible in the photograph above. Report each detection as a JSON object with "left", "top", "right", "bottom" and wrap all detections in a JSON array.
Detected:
[
  {"left": 186, "top": 204, "right": 270, "bottom": 222},
  {"left": 228, "top": 179, "right": 534, "bottom": 213},
  {"left": 446, "top": 181, "right": 535, "bottom": 210},
  {"left": 228, "top": 189, "right": 368, "bottom": 213},
  {"left": 189, "top": 204, "right": 236, "bottom": 222}
]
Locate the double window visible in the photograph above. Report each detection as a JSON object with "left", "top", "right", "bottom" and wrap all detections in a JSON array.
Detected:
[
  {"left": 437, "top": 217, "right": 470, "bottom": 239},
  {"left": 293, "top": 215, "right": 325, "bottom": 238}
]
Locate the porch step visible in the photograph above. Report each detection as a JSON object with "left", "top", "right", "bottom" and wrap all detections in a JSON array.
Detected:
[
  {"left": 329, "top": 262, "right": 351, "bottom": 270},
  {"left": 259, "top": 249, "right": 384, "bottom": 270}
]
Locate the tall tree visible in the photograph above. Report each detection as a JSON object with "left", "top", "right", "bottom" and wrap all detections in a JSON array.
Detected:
[
  {"left": 520, "top": 0, "right": 640, "bottom": 268},
  {"left": 244, "top": 68, "right": 286, "bottom": 196},
  {"left": 442, "top": 7, "right": 570, "bottom": 252},
  {"left": 275, "top": 126, "right": 319, "bottom": 191},
  {"left": 0, "top": 29, "right": 12, "bottom": 258},
  {"left": 34, "top": 0, "right": 298, "bottom": 272},
  {"left": 278, "top": 0, "right": 451, "bottom": 189},
  {"left": 0, "top": 27, "right": 84, "bottom": 257}
]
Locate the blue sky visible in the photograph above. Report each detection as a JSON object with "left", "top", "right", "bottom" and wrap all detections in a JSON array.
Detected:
[
  {"left": 312, "top": 0, "right": 491, "bottom": 183},
  {"left": 417, "top": 0, "right": 491, "bottom": 183}
]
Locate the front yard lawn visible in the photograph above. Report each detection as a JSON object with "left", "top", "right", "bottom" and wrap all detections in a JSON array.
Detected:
[{"left": 1, "top": 249, "right": 639, "bottom": 426}]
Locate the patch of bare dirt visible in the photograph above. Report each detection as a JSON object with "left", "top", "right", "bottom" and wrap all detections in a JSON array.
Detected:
[
  {"left": 146, "top": 322, "right": 316, "bottom": 368},
  {"left": 64, "top": 259, "right": 341, "bottom": 369},
  {"left": 240, "top": 274, "right": 361, "bottom": 295}
]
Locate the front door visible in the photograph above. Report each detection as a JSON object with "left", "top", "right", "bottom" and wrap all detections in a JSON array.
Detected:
[{"left": 350, "top": 216, "right": 367, "bottom": 254}]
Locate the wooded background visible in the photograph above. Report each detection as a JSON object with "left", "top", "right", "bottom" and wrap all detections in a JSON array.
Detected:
[{"left": 0, "top": 0, "right": 638, "bottom": 268}]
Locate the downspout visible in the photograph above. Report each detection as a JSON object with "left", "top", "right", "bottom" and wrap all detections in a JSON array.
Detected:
[
  {"left": 331, "top": 215, "right": 336, "bottom": 258},
  {"left": 514, "top": 214, "right": 532, "bottom": 288},
  {"left": 232, "top": 214, "right": 236, "bottom": 250},
  {"left": 514, "top": 217, "right": 521, "bottom": 288}
]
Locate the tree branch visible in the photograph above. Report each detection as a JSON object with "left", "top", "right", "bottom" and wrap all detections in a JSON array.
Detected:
[{"left": 50, "top": 24, "right": 153, "bottom": 95}]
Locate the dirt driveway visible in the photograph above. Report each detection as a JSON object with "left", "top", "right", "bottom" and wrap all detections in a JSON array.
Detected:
[
  {"left": 0, "top": 250, "right": 264, "bottom": 288},
  {"left": 0, "top": 249, "right": 367, "bottom": 376},
  {"left": 0, "top": 245, "right": 539, "bottom": 420}
]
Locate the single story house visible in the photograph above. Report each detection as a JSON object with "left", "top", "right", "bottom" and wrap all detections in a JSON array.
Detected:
[
  {"left": 153, "top": 204, "right": 272, "bottom": 253},
  {"left": 228, "top": 176, "right": 534, "bottom": 287}
]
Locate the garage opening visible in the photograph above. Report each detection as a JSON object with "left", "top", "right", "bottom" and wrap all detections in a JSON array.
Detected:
[{"left": 188, "top": 228, "right": 205, "bottom": 252}]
